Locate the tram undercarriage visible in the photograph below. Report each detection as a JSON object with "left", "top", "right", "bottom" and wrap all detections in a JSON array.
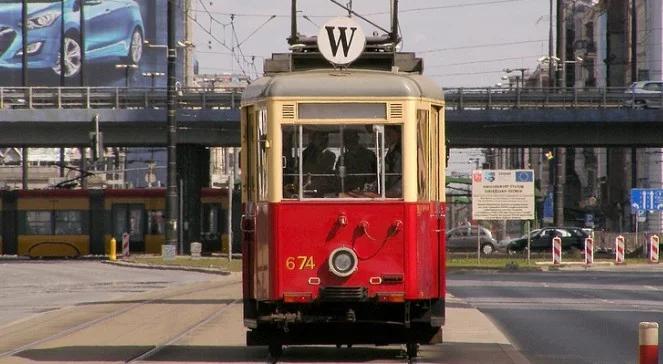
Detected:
[{"left": 245, "top": 299, "right": 444, "bottom": 352}]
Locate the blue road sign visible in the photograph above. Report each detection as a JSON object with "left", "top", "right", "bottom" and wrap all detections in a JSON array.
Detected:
[
  {"left": 630, "top": 188, "right": 663, "bottom": 211},
  {"left": 543, "top": 192, "right": 554, "bottom": 222}
]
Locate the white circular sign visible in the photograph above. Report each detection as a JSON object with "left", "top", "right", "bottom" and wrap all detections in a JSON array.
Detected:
[{"left": 317, "top": 17, "right": 366, "bottom": 66}]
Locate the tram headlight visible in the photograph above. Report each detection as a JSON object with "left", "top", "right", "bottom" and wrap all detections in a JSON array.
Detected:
[{"left": 328, "top": 247, "right": 358, "bottom": 278}]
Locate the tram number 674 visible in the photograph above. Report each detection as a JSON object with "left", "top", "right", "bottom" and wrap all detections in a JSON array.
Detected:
[{"left": 286, "top": 256, "right": 316, "bottom": 270}]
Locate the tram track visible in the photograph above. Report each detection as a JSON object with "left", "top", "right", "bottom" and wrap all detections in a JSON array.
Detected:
[
  {"left": 0, "top": 279, "right": 241, "bottom": 360},
  {"left": 126, "top": 298, "right": 240, "bottom": 363}
]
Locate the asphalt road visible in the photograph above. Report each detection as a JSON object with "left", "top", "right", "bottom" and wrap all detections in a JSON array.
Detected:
[{"left": 447, "top": 267, "right": 663, "bottom": 364}]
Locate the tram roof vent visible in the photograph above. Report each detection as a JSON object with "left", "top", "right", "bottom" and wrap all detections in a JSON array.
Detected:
[
  {"left": 282, "top": 104, "right": 296, "bottom": 119},
  {"left": 389, "top": 103, "right": 403, "bottom": 119}
]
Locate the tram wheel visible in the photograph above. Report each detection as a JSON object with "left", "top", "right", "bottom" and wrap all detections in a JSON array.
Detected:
[
  {"left": 406, "top": 342, "right": 418, "bottom": 359},
  {"left": 268, "top": 343, "right": 283, "bottom": 358}
]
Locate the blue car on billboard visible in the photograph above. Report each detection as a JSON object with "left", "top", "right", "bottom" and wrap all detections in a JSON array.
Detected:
[{"left": 0, "top": 0, "right": 144, "bottom": 79}]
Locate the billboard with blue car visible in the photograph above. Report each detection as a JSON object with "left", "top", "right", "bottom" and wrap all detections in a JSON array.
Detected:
[{"left": 0, "top": 0, "right": 184, "bottom": 87}]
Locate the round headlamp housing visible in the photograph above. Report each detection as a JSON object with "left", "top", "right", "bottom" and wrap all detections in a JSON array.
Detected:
[{"left": 328, "top": 247, "right": 358, "bottom": 278}]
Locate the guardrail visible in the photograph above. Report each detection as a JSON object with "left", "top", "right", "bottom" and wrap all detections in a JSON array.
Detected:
[
  {"left": 0, "top": 87, "right": 240, "bottom": 110},
  {"left": 444, "top": 87, "right": 663, "bottom": 110},
  {"left": 4, "top": 86, "right": 662, "bottom": 112}
]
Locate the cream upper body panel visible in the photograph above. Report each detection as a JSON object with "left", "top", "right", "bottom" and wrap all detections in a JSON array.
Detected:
[{"left": 242, "top": 69, "right": 444, "bottom": 104}]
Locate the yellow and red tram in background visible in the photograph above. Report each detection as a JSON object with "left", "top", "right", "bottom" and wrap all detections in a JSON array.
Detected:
[
  {"left": 240, "top": 67, "right": 446, "bottom": 358},
  {"left": 0, "top": 188, "right": 230, "bottom": 257}
]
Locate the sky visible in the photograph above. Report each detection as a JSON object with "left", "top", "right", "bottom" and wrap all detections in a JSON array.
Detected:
[{"left": 190, "top": 0, "right": 553, "bottom": 88}]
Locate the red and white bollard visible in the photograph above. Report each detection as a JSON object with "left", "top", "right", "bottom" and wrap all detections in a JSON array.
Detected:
[
  {"left": 639, "top": 322, "right": 658, "bottom": 364},
  {"left": 650, "top": 235, "right": 659, "bottom": 264},
  {"left": 584, "top": 237, "right": 594, "bottom": 265},
  {"left": 552, "top": 236, "right": 562, "bottom": 265},
  {"left": 615, "top": 235, "right": 625, "bottom": 264},
  {"left": 122, "top": 232, "right": 130, "bottom": 258}
]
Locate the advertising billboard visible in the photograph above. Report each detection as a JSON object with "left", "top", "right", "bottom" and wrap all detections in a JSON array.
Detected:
[{"left": 0, "top": 0, "right": 184, "bottom": 87}]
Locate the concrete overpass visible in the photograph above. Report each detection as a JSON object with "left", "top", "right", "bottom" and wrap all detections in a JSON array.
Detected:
[{"left": 0, "top": 86, "right": 661, "bottom": 147}]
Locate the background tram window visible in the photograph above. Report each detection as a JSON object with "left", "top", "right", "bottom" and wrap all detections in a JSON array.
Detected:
[
  {"left": 147, "top": 210, "right": 165, "bottom": 234},
  {"left": 23, "top": 211, "right": 52, "bottom": 235},
  {"left": 54, "top": 211, "right": 84, "bottom": 235}
]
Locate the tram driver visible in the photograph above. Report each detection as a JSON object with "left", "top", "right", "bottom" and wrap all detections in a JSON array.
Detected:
[
  {"left": 302, "top": 131, "right": 337, "bottom": 197},
  {"left": 337, "top": 129, "right": 377, "bottom": 195}
]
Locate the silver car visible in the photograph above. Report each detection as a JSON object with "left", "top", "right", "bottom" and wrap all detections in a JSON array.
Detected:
[
  {"left": 624, "top": 81, "right": 663, "bottom": 108},
  {"left": 446, "top": 225, "right": 497, "bottom": 255}
]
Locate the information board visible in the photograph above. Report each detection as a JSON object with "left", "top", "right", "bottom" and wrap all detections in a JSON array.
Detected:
[{"left": 472, "top": 169, "right": 535, "bottom": 220}]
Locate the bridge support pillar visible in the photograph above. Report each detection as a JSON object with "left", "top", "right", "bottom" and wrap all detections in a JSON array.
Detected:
[{"left": 177, "top": 144, "right": 210, "bottom": 254}]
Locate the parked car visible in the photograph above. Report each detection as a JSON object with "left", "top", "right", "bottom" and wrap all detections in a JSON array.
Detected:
[
  {"left": 624, "top": 81, "right": 663, "bottom": 108},
  {"left": 446, "top": 225, "right": 497, "bottom": 255},
  {"left": 506, "top": 227, "right": 589, "bottom": 254},
  {"left": 0, "top": 0, "right": 144, "bottom": 78}
]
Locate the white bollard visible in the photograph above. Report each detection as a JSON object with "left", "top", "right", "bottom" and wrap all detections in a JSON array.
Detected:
[
  {"left": 552, "top": 236, "right": 562, "bottom": 265},
  {"left": 639, "top": 322, "right": 658, "bottom": 364},
  {"left": 649, "top": 235, "right": 659, "bottom": 264},
  {"left": 584, "top": 237, "right": 594, "bottom": 265},
  {"left": 190, "top": 242, "right": 202, "bottom": 260},
  {"left": 615, "top": 235, "right": 625, "bottom": 264},
  {"left": 122, "top": 232, "right": 130, "bottom": 258}
]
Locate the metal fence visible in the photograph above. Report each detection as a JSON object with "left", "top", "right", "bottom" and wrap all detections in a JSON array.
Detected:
[
  {"left": 0, "top": 87, "right": 240, "bottom": 110},
  {"left": 444, "top": 87, "right": 662, "bottom": 110}
]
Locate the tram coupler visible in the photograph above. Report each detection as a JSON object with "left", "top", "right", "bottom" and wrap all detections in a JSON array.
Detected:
[{"left": 346, "top": 309, "right": 356, "bottom": 322}]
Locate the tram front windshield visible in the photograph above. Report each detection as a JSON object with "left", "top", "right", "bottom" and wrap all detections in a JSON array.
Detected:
[{"left": 282, "top": 124, "right": 402, "bottom": 199}]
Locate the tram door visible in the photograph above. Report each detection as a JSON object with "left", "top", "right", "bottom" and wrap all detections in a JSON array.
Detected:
[{"left": 111, "top": 204, "right": 145, "bottom": 252}]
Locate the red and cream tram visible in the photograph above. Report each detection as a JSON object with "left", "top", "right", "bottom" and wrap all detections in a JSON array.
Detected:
[
  {"left": 240, "top": 18, "right": 446, "bottom": 356},
  {"left": 240, "top": 66, "right": 446, "bottom": 358}
]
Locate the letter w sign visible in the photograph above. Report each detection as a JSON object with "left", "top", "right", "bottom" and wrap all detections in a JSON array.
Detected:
[{"left": 317, "top": 18, "right": 366, "bottom": 66}]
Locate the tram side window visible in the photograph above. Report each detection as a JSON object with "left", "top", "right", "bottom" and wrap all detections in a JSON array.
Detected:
[
  {"left": 282, "top": 124, "right": 402, "bottom": 199},
  {"left": 417, "top": 110, "right": 430, "bottom": 201},
  {"left": 22, "top": 211, "right": 51, "bottom": 235},
  {"left": 54, "top": 211, "right": 85, "bottom": 235}
]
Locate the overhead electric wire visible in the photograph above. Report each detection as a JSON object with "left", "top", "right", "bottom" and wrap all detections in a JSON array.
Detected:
[
  {"left": 188, "top": 14, "right": 252, "bottom": 78},
  {"left": 419, "top": 39, "right": 547, "bottom": 54},
  {"left": 427, "top": 54, "right": 543, "bottom": 69},
  {"left": 189, "top": 0, "right": 528, "bottom": 18}
]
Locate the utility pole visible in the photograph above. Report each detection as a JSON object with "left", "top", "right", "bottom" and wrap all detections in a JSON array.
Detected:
[
  {"left": 80, "top": 1, "right": 86, "bottom": 86},
  {"left": 557, "top": 0, "right": 566, "bottom": 90},
  {"left": 554, "top": 148, "right": 566, "bottom": 226},
  {"left": 21, "top": 0, "right": 27, "bottom": 86},
  {"left": 631, "top": 0, "right": 637, "bottom": 83},
  {"left": 548, "top": 0, "right": 555, "bottom": 88},
  {"left": 165, "top": 0, "right": 178, "bottom": 250},
  {"left": 554, "top": 0, "right": 566, "bottom": 226}
]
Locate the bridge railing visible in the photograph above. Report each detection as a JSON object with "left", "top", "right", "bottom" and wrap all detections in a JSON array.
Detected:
[
  {"left": 0, "top": 87, "right": 241, "bottom": 110},
  {"left": 444, "top": 87, "right": 663, "bottom": 110}
]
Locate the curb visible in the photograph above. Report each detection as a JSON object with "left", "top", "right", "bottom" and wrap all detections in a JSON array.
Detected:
[{"left": 101, "top": 259, "right": 232, "bottom": 275}]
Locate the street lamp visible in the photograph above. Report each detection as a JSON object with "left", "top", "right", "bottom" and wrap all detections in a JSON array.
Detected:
[
  {"left": 142, "top": 72, "right": 165, "bottom": 90},
  {"left": 562, "top": 56, "right": 584, "bottom": 89},
  {"left": 503, "top": 68, "right": 528, "bottom": 89},
  {"left": 537, "top": 56, "right": 560, "bottom": 89},
  {"left": 115, "top": 64, "right": 138, "bottom": 88}
]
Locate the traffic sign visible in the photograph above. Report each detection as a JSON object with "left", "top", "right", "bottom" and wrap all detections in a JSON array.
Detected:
[{"left": 630, "top": 188, "right": 663, "bottom": 211}]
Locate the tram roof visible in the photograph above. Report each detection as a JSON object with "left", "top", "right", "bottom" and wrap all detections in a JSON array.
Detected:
[{"left": 242, "top": 69, "right": 443, "bottom": 103}]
